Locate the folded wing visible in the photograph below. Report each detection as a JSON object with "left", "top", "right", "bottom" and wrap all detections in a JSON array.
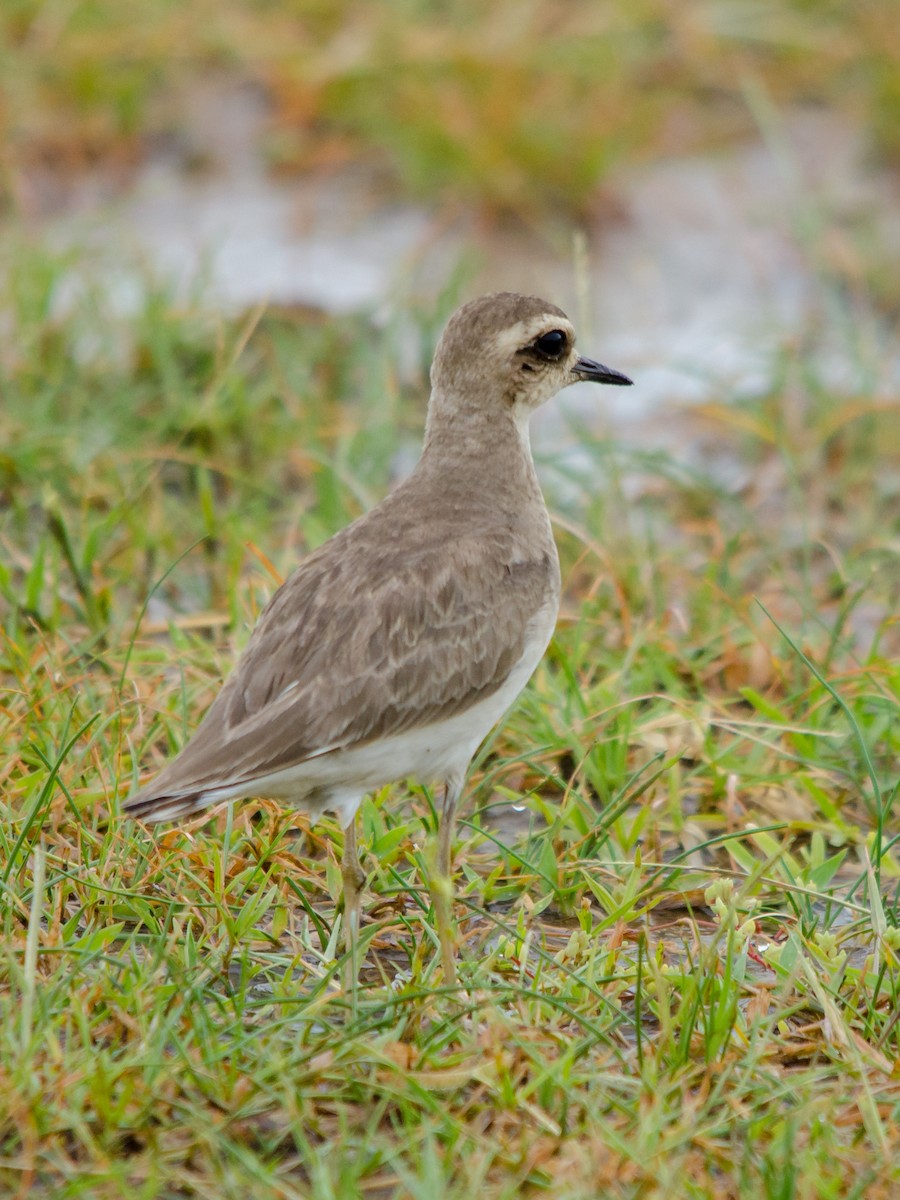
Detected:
[{"left": 127, "top": 529, "right": 555, "bottom": 814}]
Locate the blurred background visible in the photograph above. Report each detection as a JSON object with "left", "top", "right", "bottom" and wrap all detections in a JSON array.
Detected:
[
  {"left": 3, "top": 0, "right": 899, "bottom": 410},
  {"left": 0, "top": 0, "right": 898, "bottom": 636}
]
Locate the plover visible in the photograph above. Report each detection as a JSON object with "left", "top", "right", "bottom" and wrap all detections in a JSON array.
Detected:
[{"left": 126, "top": 292, "right": 632, "bottom": 984}]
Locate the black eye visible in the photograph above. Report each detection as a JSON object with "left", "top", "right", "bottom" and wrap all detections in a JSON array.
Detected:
[{"left": 533, "top": 330, "right": 567, "bottom": 359}]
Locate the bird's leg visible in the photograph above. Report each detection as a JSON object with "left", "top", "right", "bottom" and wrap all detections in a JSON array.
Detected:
[
  {"left": 341, "top": 816, "right": 366, "bottom": 996},
  {"left": 432, "top": 774, "right": 463, "bottom": 986}
]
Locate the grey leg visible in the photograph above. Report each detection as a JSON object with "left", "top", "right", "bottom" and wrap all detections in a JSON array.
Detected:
[
  {"left": 433, "top": 773, "right": 464, "bottom": 985},
  {"left": 341, "top": 816, "right": 366, "bottom": 994}
]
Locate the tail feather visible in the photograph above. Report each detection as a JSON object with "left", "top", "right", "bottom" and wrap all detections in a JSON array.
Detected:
[{"left": 125, "top": 787, "right": 220, "bottom": 825}]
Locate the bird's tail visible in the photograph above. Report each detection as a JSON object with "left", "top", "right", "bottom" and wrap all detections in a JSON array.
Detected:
[{"left": 124, "top": 786, "right": 221, "bottom": 825}]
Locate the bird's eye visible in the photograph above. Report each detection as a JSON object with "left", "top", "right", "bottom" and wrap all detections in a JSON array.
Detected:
[{"left": 533, "top": 330, "right": 567, "bottom": 359}]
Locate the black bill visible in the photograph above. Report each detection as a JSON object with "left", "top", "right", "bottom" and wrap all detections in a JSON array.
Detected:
[{"left": 571, "top": 356, "right": 633, "bottom": 386}]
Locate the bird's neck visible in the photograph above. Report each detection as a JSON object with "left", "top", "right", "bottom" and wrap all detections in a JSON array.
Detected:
[{"left": 418, "top": 391, "right": 544, "bottom": 513}]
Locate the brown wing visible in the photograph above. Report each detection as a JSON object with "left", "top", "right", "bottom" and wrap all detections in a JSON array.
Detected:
[{"left": 129, "top": 526, "right": 557, "bottom": 806}]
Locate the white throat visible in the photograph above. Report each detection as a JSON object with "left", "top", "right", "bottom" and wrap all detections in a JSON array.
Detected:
[{"left": 512, "top": 402, "right": 535, "bottom": 458}]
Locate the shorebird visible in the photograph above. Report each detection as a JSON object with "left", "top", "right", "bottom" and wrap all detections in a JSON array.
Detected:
[{"left": 127, "top": 292, "right": 632, "bottom": 985}]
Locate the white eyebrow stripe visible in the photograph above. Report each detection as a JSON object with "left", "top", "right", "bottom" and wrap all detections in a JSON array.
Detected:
[{"left": 492, "top": 316, "right": 575, "bottom": 358}]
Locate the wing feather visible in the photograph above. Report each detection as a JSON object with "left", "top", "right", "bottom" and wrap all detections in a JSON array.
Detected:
[{"left": 130, "top": 523, "right": 557, "bottom": 806}]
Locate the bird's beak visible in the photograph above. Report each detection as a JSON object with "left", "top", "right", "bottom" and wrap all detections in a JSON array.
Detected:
[{"left": 571, "top": 356, "right": 633, "bottom": 386}]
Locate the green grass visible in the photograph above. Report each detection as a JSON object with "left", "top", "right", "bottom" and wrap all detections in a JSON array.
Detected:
[
  {"left": 2, "top": 0, "right": 900, "bottom": 218},
  {"left": 1, "top": 249, "right": 899, "bottom": 1197}
]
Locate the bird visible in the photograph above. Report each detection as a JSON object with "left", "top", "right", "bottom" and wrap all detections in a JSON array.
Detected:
[{"left": 126, "top": 292, "right": 632, "bottom": 986}]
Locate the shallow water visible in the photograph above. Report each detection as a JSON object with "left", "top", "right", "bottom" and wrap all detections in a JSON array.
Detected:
[{"left": 12, "top": 81, "right": 899, "bottom": 456}]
